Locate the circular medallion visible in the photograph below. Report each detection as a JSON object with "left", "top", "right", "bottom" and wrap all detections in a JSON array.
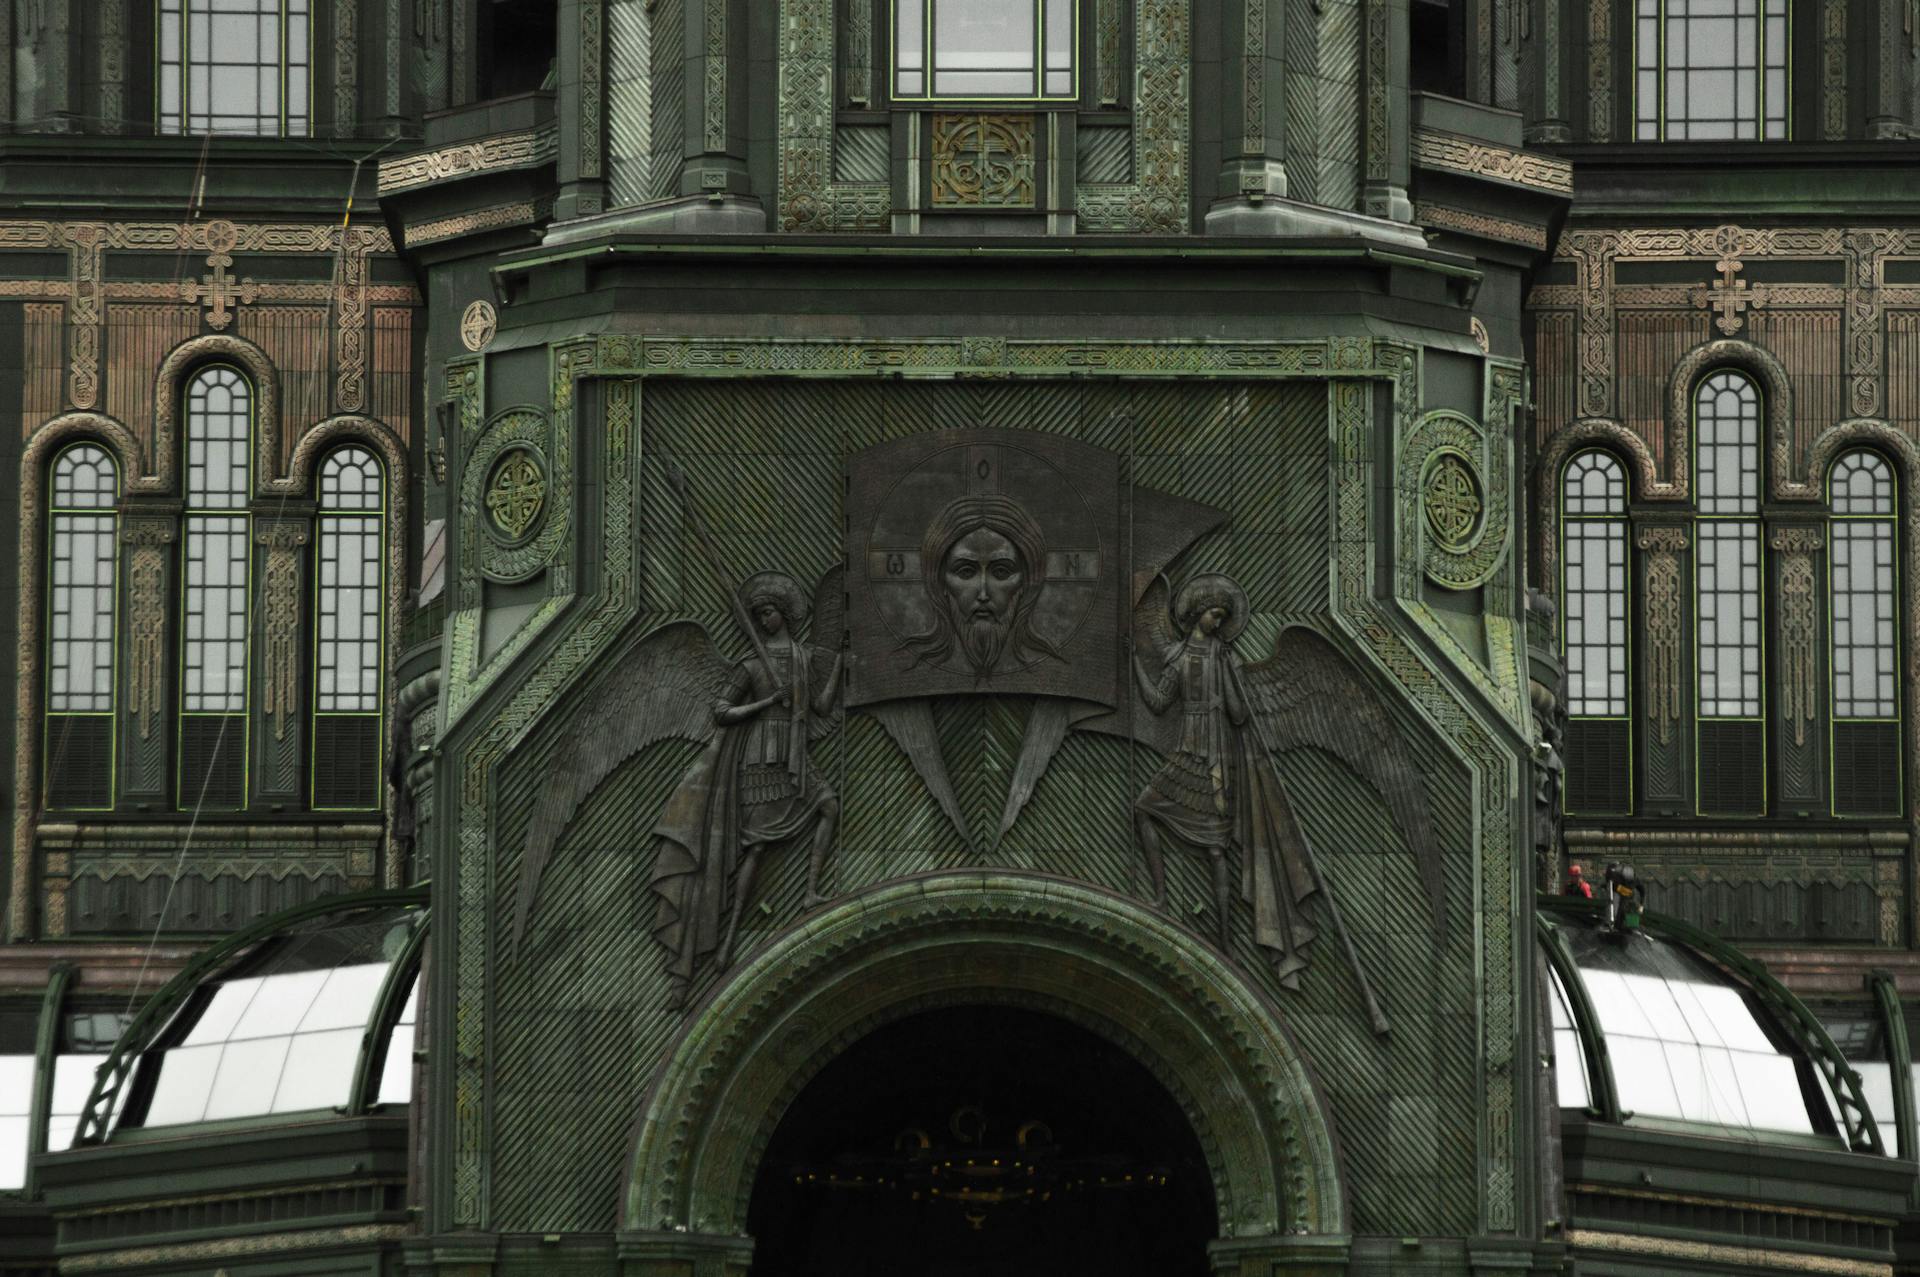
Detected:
[
  {"left": 460, "top": 299, "right": 498, "bottom": 352},
  {"left": 485, "top": 448, "right": 546, "bottom": 543},
  {"left": 465, "top": 409, "right": 564, "bottom": 584},
  {"left": 1423, "top": 451, "right": 1484, "bottom": 554},
  {"left": 202, "top": 218, "right": 240, "bottom": 255}
]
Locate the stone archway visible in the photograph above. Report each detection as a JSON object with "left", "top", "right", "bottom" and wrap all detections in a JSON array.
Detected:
[{"left": 622, "top": 873, "right": 1348, "bottom": 1270}]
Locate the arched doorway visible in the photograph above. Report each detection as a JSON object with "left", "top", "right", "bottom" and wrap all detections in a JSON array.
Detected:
[
  {"left": 624, "top": 874, "right": 1346, "bottom": 1269},
  {"left": 745, "top": 1005, "right": 1216, "bottom": 1276}
]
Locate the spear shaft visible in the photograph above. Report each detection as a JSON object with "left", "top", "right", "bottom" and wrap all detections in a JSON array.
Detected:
[{"left": 665, "top": 457, "right": 777, "bottom": 674}]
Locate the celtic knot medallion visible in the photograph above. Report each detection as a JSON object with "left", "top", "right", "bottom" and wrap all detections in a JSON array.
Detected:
[
  {"left": 461, "top": 299, "right": 498, "bottom": 352},
  {"left": 931, "top": 114, "right": 1036, "bottom": 208},
  {"left": 464, "top": 409, "right": 565, "bottom": 584},
  {"left": 1423, "top": 452, "right": 1483, "bottom": 553},
  {"left": 486, "top": 449, "right": 545, "bottom": 542}
]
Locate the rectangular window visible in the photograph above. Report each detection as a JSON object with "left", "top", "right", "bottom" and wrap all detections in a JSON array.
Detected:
[
  {"left": 316, "top": 521, "right": 380, "bottom": 715},
  {"left": 1634, "top": 0, "right": 1789, "bottom": 142},
  {"left": 1831, "top": 521, "right": 1897, "bottom": 720},
  {"left": 182, "top": 517, "right": 249, "bottom": 714},
  {"left": 894, "top": 0, "right": 1077, "bottom": 100},
  {"left": 313, "top": 446, "right": 384, "bottom": 810},
  {"left": 49, "top": 513, "right": 117, "bottom": 716},
  {"left": 159, "top": 0, "right": 312, "bottom": 138},
  {"left": 46, "top": 444, "right": 119, "bottom": 811},
  {"left": 1565, "top": 519, "right": 1629, "bottom": 717}
]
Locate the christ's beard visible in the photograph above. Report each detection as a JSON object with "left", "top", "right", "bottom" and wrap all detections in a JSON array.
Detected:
[{"left": 959, "top": 612, "right": 1011, "bottom": 675}]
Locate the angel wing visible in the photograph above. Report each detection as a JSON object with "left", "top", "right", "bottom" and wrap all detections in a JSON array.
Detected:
[
  {"left": 1239, "top": 625, "right": 1444, "bottom": 931},
  {"left": 1127, "top": 573, "right": 1182, "bottom": 756},
  {"left": 510, "top": 621, "right": 732, "bottom": 950}
]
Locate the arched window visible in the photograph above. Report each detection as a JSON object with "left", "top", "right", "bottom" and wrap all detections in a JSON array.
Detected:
[
  {"left": 313, "top": 446, "right": 385, "bottom": 810},
  {"left": 180, "top": 366, "right": 252, "bottom": 811},
  {"left": 1634, "top": 0, "right": 1789, "bottom": 141},
  {"left": 1694, "top": 370, "right": 1765, "bottom": 814},
  {"left": 1560, "top": 450, "right": 1631, "bottom": 813},
  {"left": 45, "top": 444, "right": 120, "bottom": 810},
  {"left": 157, "top": 0, "right": 312, "bottom": 137},
  {"left": 1829, "top": 450, "right": 1902, "bottom": 815}
]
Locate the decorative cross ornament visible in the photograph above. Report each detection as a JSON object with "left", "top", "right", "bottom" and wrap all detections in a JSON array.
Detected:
[
  {"left": 486, "top": 450, "right": 545, "bottom": 540},
  {"left": 1423, "top": 453, "right": 1483, "bottom": 552},
  {"left": 1698, "top": 255, "right": 1764, "bottom": 336},
  {"left": 182, "top": 251, "right": 259, "bottom": 331}
]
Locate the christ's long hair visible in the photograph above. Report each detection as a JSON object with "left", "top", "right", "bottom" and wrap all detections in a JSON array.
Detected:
[{"left": 900, "top": 493, "right": 1065, "bottom": 675}]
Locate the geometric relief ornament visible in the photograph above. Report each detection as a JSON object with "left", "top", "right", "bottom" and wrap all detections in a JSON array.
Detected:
[
  {"left": 1637, "top": 526, "right": 1688, "bottom": 746},
  {"left": 460, "top": 299, "right": 499, "bottom": 352},
  {"left": 463, "top": 407, "right": 565, "bottom": 584},
  {"left": 485, "top": 448, "right": 546, "bottom": 543},
  {"left": 1423, "top": 450, "right": 1484, "bottom": 554},
  {"left": 930, "top": 113, "right": 1036, "bottom": 208},
  {"left": 1401, "top": 410, "right": 1508, "bottom": 590}
]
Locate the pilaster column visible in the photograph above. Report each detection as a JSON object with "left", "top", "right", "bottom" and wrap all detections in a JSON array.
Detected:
[
  {"left": 1524, "top": 0, "right": 1571, "bottom": 144},
  {"left": 1362, "top": 0, "right": 1412, "bottom": 222},
  {"left": 1212, "top": 0, "right": 1289, "bottom": 205},
  {"left": 1868, "top": 0, "right": 1914, "bottom": 138},
  {"left": 556, "top": 0, "right": 609, "bottom": 218},
  {"left": 682, "top": 0, "right": 751, "bottom": 200},
  {"left": 252, "top": 514, "right": 313, "bottom": 806},
  {"left": 117, "top": 508, "right": 178, "bottom": 806},
  {"left": 17, "top": 0, "right": 75, "bottom": 131}
]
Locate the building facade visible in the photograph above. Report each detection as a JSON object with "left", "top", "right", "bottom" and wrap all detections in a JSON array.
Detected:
[{"left": 0, "top": 2, "right": 1915, "bottom": 1275}]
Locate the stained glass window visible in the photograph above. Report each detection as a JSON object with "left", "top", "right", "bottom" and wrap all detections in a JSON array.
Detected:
[
  {"left": 158, "top": 0, "right": 311, "bottom": 137},
  {"left": 1562, "top": 452, "right": 1629, "bottom": 717},
  {"left": 1831, "top": 451, "right": 1897, "bottom": 720},
  {"left": 314, "top": 446, "right": 384, "bottom": 809},
  {"left": 46, "top": 444, "right": 119, "bottom": 810},
  {"left": 181, "top": 367, "right": 252, "bottom": 810},
  {"left": 1694, "top": 370, "right": 1765, "bottom": 815},
  {"left": 1829, "top": 450, "right": 1902, "bottom": 815},
  {"left": 1695, "top": 372, "right": 1762, "bottom": 718},
  {"left": 1634, "top": 0, "right": 1789, "bottom": 141},
  {"left": 893, "top": 0, "right": 1076, "bottom": 99}
]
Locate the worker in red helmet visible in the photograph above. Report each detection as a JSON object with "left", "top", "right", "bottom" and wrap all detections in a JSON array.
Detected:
[{"left": 1562, "top": 864, "right": 1593, "bottom": 899}]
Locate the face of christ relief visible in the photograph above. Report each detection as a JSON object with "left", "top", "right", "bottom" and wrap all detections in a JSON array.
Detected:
[
  {"left": 942, "top": 526, "right": 1027, "bottom": 674},
  {"left": 900, "top": 493, "right": 1064, "bottom": 679}
]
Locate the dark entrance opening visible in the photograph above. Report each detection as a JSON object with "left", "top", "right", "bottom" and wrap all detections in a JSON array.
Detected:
[{"left": 745, "top": 1006, "right": 1216, "bottom": 1277}]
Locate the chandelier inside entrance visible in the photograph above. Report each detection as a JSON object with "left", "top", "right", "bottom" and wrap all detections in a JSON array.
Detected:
[{"left": 789, "top": 1104, "right": 1173, "bottom": 1230}]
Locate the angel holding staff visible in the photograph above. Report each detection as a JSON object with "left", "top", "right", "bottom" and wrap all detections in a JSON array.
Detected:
[{"left": 1131, "top": 573, "right": 1438, "bottom": 1028}]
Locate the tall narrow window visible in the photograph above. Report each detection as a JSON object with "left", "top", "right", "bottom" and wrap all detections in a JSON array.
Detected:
[
  {"left": 180, "top": 367, "right": 252, "bottom": 810},
  {"left": 1634, "top": 0, "right": 1789, "bottom": 141},
  {"left": 45, "top": 444, "right": 120, "bottom": 810},
  {"left": 158, "top": 0, "right": 312, "bottom": 137},
  {"left": 313, "top": 447, "right": 384, "bottom": 810},
  {"left": 1560, "top": 451, "right": 1632, "bottom": 813},
  {"left": 893, "top": 0, "right": 1077, "bottom": 99},
  {"left": 1694, "top": 370, "right": 1765, "bottom": 814},
  {"left": 1829, "top": 451, "right": 1902, "bottom": 815}
]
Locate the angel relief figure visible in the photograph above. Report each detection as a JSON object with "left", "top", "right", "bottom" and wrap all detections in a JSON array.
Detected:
[
  {"left": 1131, "top": 574, "right": 1439, "bottom": 999},
  {"left": 512, "top": 569, "right": 844, "bottom": 1006}
]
